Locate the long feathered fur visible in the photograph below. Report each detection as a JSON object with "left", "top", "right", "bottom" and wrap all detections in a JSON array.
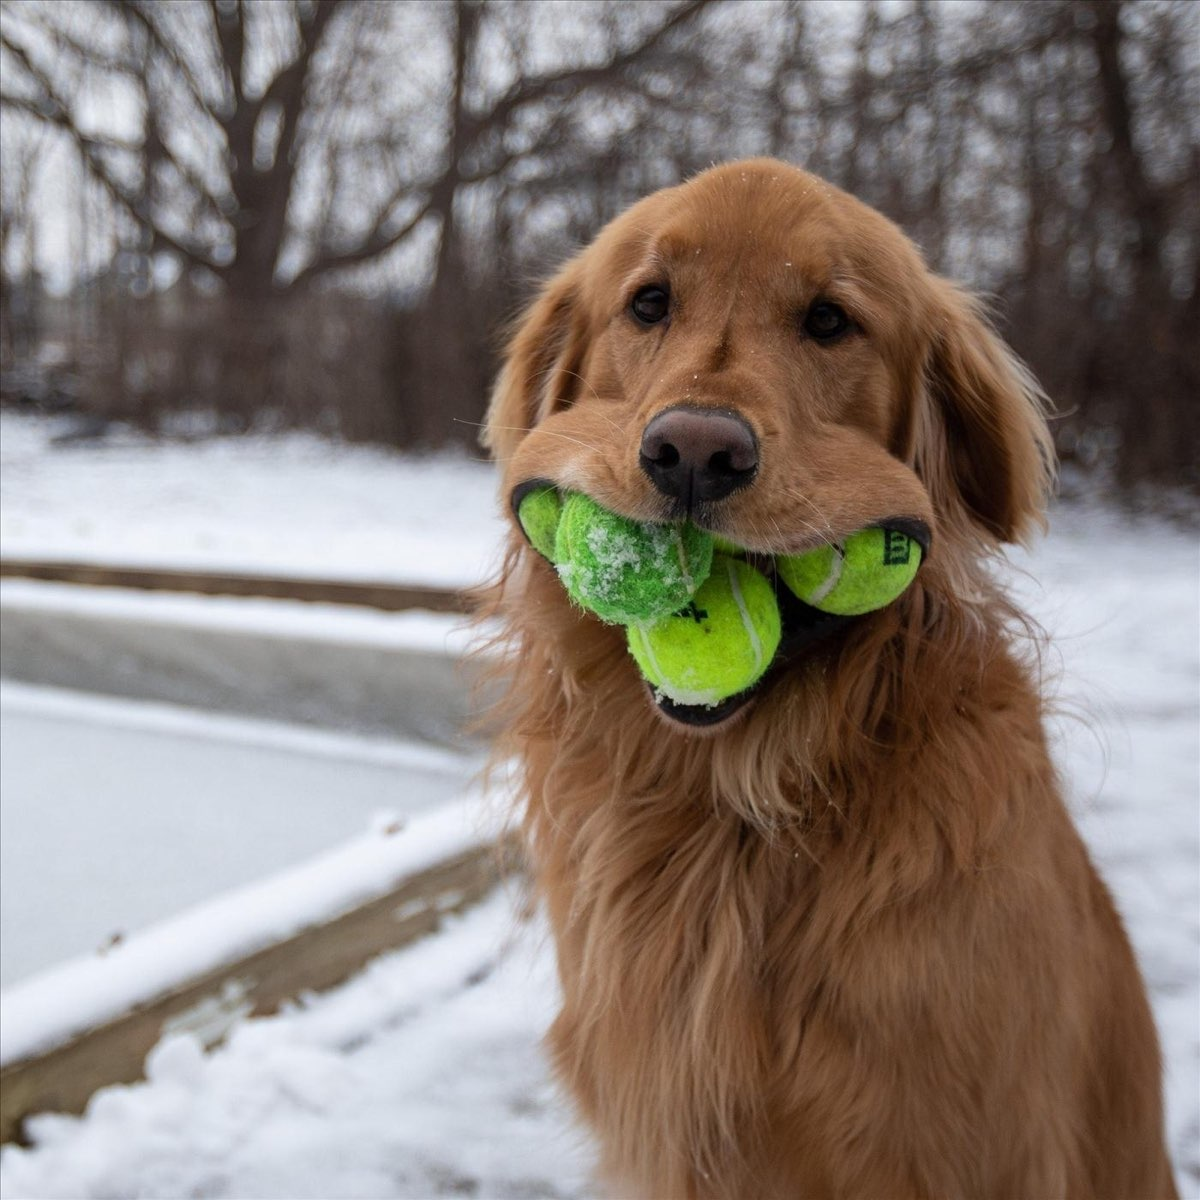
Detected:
[{"left": 475, "top": 159, "right": 1176, "bottom": 1199}]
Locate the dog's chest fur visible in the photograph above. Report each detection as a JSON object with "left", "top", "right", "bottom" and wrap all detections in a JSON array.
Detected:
[
  {"left": 528, "top": 760, "right": 836, "bottom": 1196},
  {"left": 518, "top": 690, "right": 1111, "bottom": 1199}
]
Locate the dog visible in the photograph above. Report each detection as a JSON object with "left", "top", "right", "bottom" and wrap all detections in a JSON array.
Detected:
[{"left": 480, "top": 159, "right": 1177, "bottom": 1199}]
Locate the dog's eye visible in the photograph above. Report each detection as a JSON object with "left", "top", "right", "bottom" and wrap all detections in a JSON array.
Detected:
[
  {"left": 803, "top": 301, "right": 851, "bottom": 342},
  {"left": 631, "top": 285, "right": 670, "bottom": 326}
]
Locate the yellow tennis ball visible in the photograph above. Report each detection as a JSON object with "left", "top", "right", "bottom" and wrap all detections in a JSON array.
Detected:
[
  {"left": 711, "top": 534, "right": 746, "bottom": 557},
  {"left": 515, "top": 485, "right": 563, "bottom": 561},
  {"left": 626, "top": 554, "right": 781, "bottom": 707},
  {"left": 777, "top": 527, "right": 922, "bottom": 616}
]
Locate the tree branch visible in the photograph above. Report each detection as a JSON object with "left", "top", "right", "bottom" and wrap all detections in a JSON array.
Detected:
[
  {"left": 469, "top": 0, "right": 710, "bottom": 146},
  {"left": 0, "top": 28, "right": 224, "bottom": 275},
  {"left": 120, "top": 1, "right": 226, "bottom": 131},
  {"left": 289, "top": 196, "right": 434, "bottom": 289}
]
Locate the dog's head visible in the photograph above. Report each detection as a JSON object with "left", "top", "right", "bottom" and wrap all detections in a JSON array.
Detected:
[{"left": 485, "top": 159, "right": 1052, "bottom": 732}]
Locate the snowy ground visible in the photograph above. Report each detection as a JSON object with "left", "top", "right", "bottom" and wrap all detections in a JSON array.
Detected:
[
  {"left": 0, "top": 683, "right": 479, "bottom": 985},
  {"left": 0, "top": 413, "right": 1196, "bottom": 1196},
  {"left": 0, "top": 413, "right": 506, "bottom": 589},
  {"left": 1, "top": 893, "right": 598, "bottom": 1200}
]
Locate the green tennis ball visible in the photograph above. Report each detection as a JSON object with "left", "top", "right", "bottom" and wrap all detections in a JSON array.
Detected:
[
  {"left": 516, "top": 486, "right": 562, "bottom": 561},
  {"left": 626, "top": 554, "right": 781, "bottom": 707},
  {"left": 711, "top": 534, "right": 746, "bottom": 557},
  {"left": 777, "top": 527, "right": 922, "bottom": 616},
  {"left": 554, "top": 492, "right": 714, "bottom": 625}
]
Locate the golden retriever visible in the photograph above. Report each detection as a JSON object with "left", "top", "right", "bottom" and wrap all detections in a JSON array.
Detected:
[{"left": 479, "top": 159, "right": 1177, "bottom": 1199}]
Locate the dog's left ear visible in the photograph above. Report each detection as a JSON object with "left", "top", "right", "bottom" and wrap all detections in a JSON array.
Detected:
[
  {"left": 914, "top": 279, "right": 1055, "bottom": 544},
  {"left": 481, "top": 258, "right": 588, "bottom": 465}
]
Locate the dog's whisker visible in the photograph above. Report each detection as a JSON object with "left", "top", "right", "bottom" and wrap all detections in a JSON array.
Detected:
[
  {"left": 483, "top": 423, "right": 604, "bottom": 455},
  {"left": 557, "top": 368, "right": 606, "bottom": 407}
]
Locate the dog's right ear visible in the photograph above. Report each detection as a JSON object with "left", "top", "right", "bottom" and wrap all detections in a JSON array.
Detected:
[
  {"left": 913, "top": 279, "right": 1054, "bottom": 546},
  {"left": 482, "top": 259, "right": 588, "bottom": 464}
]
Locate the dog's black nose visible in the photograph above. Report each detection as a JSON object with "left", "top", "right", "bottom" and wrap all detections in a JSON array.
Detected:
[{"left": 639, "top": 405, "right": 758, "bottom": 505}]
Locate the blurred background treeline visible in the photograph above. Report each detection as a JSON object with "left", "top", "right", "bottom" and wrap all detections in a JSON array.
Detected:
[{"left": 0, "top": 0, "right": 1196, "bottom": 493}]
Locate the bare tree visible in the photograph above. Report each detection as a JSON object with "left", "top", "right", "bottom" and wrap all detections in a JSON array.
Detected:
[
  {"left": 0, "top": 115, "right": 45, "bottom": 367},
  {"left": 0, "top": 0, "right": 715, "bottom": 440},
  {"left": 1, "top": 0, "right": 712, "bottom": 295},
  {"left": 0, "top": 0, "right": 1195, "bottom": 484}
]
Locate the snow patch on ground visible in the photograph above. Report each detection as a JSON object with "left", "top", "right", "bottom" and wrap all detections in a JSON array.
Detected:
[
  {"left": 0, "top": 683, "right": 488, "bottom": 985},
  {"left": 0, "top": 893, "right": 596, "bottom": 1200},
  {"left": 1, "top": 793, "right": 503, "bottom": 1064},
  {"left": 0, "top": 413, "right": 507, "bottom": 588}
]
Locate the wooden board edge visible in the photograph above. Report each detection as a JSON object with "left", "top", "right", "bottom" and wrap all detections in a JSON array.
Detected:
[
  {"left": 0, "top": 834, "right": 523, "bottom": 1146},
  {"left": 0, "top": 559, "right": 472, "bottom": 614}
]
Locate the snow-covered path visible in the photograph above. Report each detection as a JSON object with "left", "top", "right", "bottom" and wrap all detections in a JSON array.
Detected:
[
  {"left": 0, "top": 416, "right": 1196, "bottom": 1196},
  {"left": 0, "top": 893, "right": 597, "bottom": 1200}
]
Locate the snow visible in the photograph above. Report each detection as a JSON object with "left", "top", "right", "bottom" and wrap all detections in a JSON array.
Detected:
[
  {"left": 1, "top": 793, "right": 504, "bottom": 1067},
  {"left": 0, "top": 413, "right": 507, "bottom": 589},
  {"left": 556, "top": 506, "right": 708, "bottom": 619},
  {"left": 0, "top": 683, "right": 482, "bottom": 986},
  {"left": 0, "top": 893, "right": 596, "bottom": 1200},
  {"left": 0, "top": 418, "right": 1195, "bottom": 1194}
]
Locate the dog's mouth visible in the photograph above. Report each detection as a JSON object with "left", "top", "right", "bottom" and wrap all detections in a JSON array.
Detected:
[
  {"left": 648, "top": 558, "right": 851, "bottom": 729},
  {"left": 510, "top": 480, "right": 929, "bottom": 733}
]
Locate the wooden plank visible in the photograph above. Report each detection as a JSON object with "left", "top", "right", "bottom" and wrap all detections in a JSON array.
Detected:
[
  {"left": 0, "top": 837, "right": 521, "bottom": 1146},
  {"left": 0, "top": 559, "right": 471, "bottom": 614}
]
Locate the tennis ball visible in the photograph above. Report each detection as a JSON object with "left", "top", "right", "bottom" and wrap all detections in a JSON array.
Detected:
[
  {"left": 555, "top": 492, "right": 713, "bottom": 625},
  {"left": 516, "top": 485, "right": 562, "bottom": 561},
  {"left": 626, "top": 554, "right": 781, "bottom": 707},
  {"left": 777, "top": 527, "right": 922, "bottom": 616}
]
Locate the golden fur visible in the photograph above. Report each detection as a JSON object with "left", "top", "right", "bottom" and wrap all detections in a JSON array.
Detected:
[{"left": 478, "top": 159, "right": 1176, "bottom": 1199}]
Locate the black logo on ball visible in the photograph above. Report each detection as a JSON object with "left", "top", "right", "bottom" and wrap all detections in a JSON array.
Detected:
[{"left": 883, "top": 530, "right": 911, "bottom": 566}]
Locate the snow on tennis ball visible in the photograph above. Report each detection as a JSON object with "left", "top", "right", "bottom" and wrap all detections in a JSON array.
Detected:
[
  {"left": 552, "top": 492, "right": 714, "bottom": 625},
  {"left": 626, "top": 554, "right": 782, "bottom": 707},
  {"left": 777, "top": 527, "right": 922, "bottom": 616}
]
